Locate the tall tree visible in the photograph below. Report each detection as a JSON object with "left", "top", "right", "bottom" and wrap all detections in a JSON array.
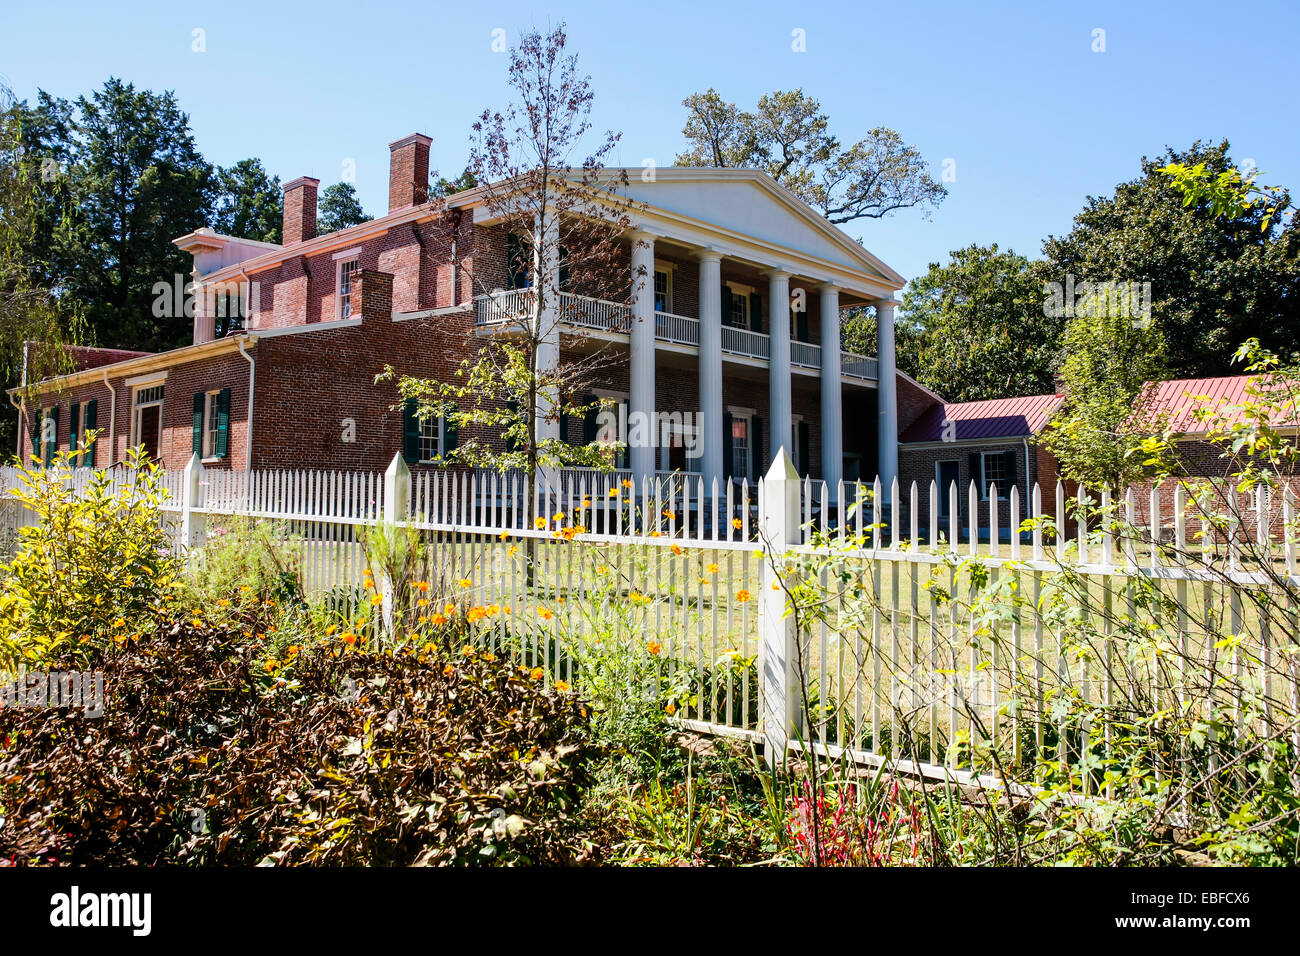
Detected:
[
  {"left": 1, "top": 85, "right": 83, "bottom": 450},
  {"left": 676, "top": 88, "right": 946, "bottom": 224},
  {"left": 1043, "top": 141, "right": 1300, "bottom": 378},
  {"left": 316, "top": 182, "right": 372, "bottom": 234},
  {"left": 894, "top": 244, "right": 1060, "bottom": 402},
  {"left": 430, "top": 168, "right": 477, "bottom": 199},
  {"left": 212, "top": 158, "right": 281, "bottom": 243},
  {"left": 25, "top": 79, "right": 214, "bottom": 353},
  {"left": 383, "top": 23, "right": 634, "bottom": 514}
]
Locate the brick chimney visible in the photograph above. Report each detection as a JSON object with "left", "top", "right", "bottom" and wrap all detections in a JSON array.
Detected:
[
  {"left": 282, "top": 176, "right": 320, "bottom": 246},
  {"left": 388, "top": 133, "right": 432, "bottom": 213},
  {"left": 353, "top": 269, "right": 393, "bottom": 323}
]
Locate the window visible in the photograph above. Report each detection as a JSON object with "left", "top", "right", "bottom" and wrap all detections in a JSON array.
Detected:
[
  {"left": 653, "top": 268, "right": 672, "bottom": 313},
  {"left": 419, "top": 415, "right": 441, "bottom": 463},
  {"left": 336, "top": 258, "right": 358, "bottom": 319},
  {"left": 730, "top": 292, "right": 749, "bottom": 330},
  {"left": 203, "top": 392, "right": 220, "bottom": 458},
  {"left": 980, "top": 450, "right": 1011, "bottom": 500},
  {"left": 132, "top": 383, "right": 164, "bottom": 461},
  {"left": 731, "top": 415, "right": 750, "bottom": 481}
]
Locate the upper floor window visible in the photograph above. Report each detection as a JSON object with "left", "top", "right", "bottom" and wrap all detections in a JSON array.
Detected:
[
  {"left": 336, "top": 257, "right": 358, "bottom": 319},
  {"left": 653, "top": 268, "right": 672, "bottom": 313},
  {"left": 730, "top": 293, "right": 749, "bottom": 330}
]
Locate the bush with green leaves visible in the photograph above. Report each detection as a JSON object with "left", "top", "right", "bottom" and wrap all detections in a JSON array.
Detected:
[{"left": 0, "top": 446, "right": 179, "bottom": 669}]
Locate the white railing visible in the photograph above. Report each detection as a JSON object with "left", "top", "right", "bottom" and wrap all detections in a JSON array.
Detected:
[
  {"left": 558, "top": 292, "right": 630, "bottom": 333},
  {"left": 720, "top": 324, "right": 770, "bottom": 361},
  {"left": 842, "top": 351, "right": 878, "bottom": 381},
  {"left": 474, "top": 288, "right": 533, "bottom": 328},
  {"left": 655, "top": 310, "right": 700, "bottom": 346},
  {"left": 791, "top": 340, "right": 822, "bottom": 370}
]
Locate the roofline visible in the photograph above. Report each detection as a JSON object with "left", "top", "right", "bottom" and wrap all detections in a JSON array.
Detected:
[{"left": 9, "top": 335, "right": 255, "bottom": 395}]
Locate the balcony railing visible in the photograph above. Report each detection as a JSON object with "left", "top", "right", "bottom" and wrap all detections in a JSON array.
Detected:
[{"left": 474, "top": 291, "right": 877, "bottom": 382}]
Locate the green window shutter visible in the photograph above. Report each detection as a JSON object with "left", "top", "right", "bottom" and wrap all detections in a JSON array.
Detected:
[
  {"left": 69, "top": 402, "right": 80, "bottom": 456},
  {"left": 84, "top": 399, "right": 98, "bottom": 465},
  {"left": 750, "top": 292, "right": 763, "bottom": 333},
  {"left": 798, "top": 421, "right": 811, "bottom": 474},
  {"left": 192, "top": 392, "right": 204, "bottom": 456},
  {"left": 558, "top": 246, "right": 569, "bottom": 290},
  {"left": 30, "top": 410, "right": 40, "bottom": 465},
  {"left": 45, "top": 406, "right": 59, "bottom": 466},
  {"left": 215, "top": 388, "right": 231, "bottom": 459},
  {"left": 582, "top": 395, "right": 598, "bottom": 444},
  {"left": 504, "top": 398, "right": 520, "bottom": 453},
  {"left": 721, "top": 285, "right": 733, "bottom": 327},
  {"left": 751, "top": 413, "right": 764, "bottom": 478},
  {"left": 721, "top": 411, "right": 733, "bottom": 478},
  {"left": 797, "top": 310, "right": 809, "bottom": 343},
  {"left": 443, "top": 413, "right": 458, "bottom": 454},
  {"left": 1003, "top": 449, "right": 1017, "bottom": 496},
  {"left": 402, "top": 398, "right": 420, "bottom": 463},
  {"left": 968, "top": 453, "right": 981, "bottom": 498}
]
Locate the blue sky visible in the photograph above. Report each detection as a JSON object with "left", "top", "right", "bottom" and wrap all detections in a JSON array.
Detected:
[{"left": 2, "top": 0, "right": 1297, "bottom": 286}]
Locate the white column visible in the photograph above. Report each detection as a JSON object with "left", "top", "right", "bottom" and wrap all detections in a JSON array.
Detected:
[
  {"left": 818, "top": 283, "right": 843, "bottom": 492},
  {"left": 767, "top": 269, "right": 792, "bottom": 470},
  {"left": 697, "top": 251, "right": 724, "bottom": 487},
  {"left": 876, "top": 298, "right": 899, "bottom": 500},
  {"left": 629, "top": 230, "right": 656, "bottom": 481},
  {"left": 533, "top": 214, "right": 561, "bottom": 452}
]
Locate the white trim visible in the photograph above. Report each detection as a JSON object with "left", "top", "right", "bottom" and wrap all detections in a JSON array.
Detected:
[
  {"left": 392, "top": 304, "right": 473, "bottom": 322},
  {"left": 125, "top": 371, "right": 167, "bottom": 387},
  {"left": 335, "top": 255, "right": 360, "bottom": 321},
  {"left": 253, "top": 317, "right": 362, "bottom": 338},
  {"left": 331, "top": 246, "right": 363, "bottom": 261}
]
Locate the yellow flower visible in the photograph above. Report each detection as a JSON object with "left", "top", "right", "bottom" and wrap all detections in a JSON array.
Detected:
[
  {"left": 482, "top": 651, "right": 496, "bottom": 662},
  {"left": 508, "top": 545, "right": 519, "bottom": 557},
  {"left": 431, "top": 613, "right": 448, "bottom": 626},
  {"left": 534, "top": 517, "right": 547, "bottom": 529},
  {"left": 553, "top": 511, "right": 565, "bottom": 523},
  {"left": 325, "top": 624, "right": 337, "bottom": 636},
  {"left": 444, "top": 603, "right": 456, "bottom": 616},
  {"left": 649, "top": 530, "right": 662, "bottom": 538},
  {"left": 462, "top": 645, "right": 475, "bottom": 657},
  {"left": 706, "top": 563, "right": 718, "bottom": 574},
  {"left": 458, "top": 578, "right": 472, "bottom": 588},
  {"left": 216, "top": 599, "right": 232, "bottom": 607},
  {"left": 555, "top": 680, "right": 570, "bottom": 693},
  {"left": 663, "top": 509, "right": 675, "bottom": 520},
  {"left": 732, "top": 518, "right": 743, "bottom": 530},
  {"left": 530, "top": 667, "right": 544, "bottom": 681},
  {"left": 112, "top": 618, "right": 126, "bottom": 628},
  {"left": 417, "top": 597, "right": 430, "bottom": 607},
  {"left": 621, "top": 478, "right": 633, "bottom": 489},
  {"left": 371, "top": 593, "right": 384, "bottom": 605},
  {"left": 537, "top": 607, "right": 554, "bottom": 621},
  {"left": 608, "top": 488, "right": 620, "bottom": 497},
  {"left": 443, "top": 663, "right": 455, "bottom": 676},
  {"left": 498, "top": 530, "right": 510, "bottom": 540},
  {"left": 671, "top": 543, "right": 683, "bottom": 556},
  {"left": 737, "top": 589, "right": 752, "bottom": 603}
]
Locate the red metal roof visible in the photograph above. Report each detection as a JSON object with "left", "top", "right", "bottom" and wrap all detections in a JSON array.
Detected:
[
  {"left": 900, "top": 393, "right": 1064, "bottom": 443},
  {"left": 1138, "top": 374, "right": 1296, "bottom": 433}
]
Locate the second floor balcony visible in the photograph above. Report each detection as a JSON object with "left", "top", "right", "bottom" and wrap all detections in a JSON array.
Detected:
[{"left": 474, "top": 289, "right": 879, "bottom": 385}]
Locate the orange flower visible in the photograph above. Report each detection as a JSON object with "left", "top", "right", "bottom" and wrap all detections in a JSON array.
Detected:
[
  {"left": 555, "top": 680, "right": 570, "bottom": 693},
  {"left": 671, "top": 543, "right": 683, "bottom": 556},
  {"left": 732, "top": 518, "right": 743, "bottom": 530},
  {"left": 371, "top": 593, "right": 384, "bottom": 605},
  {"left": 530, "top": 667, "right": 544, "bottom": 681},
  {"left": 647, "top": 640, "right": 661, "bottom": 656},
  {"left": 537, "top": 607, "right": 554, "bottom": 621},
  {"left": 442, "top": 663, "right": 455, "bottom": 676},
  {"left": 621, "top": 478, "right": 633, "bottom": 489},
  {"left": 431, "top": 613, "right": 448, "bottom": 626},
  {"left": 534, "top": 516, "right": 547, "bottom": 529},
  {"left": 664, "top": 702, "right": 677, "bottom": 716},
  {"left": 417, "top": 597, "right": 430, "bottom": 607},
  {"left": 415, "top": 581, "right": 431, "bottom": 592},
  {"left": 342, "top": 632, "right": 357, "bottom": 645},
  {"left": 458, "top": 578, "right": 472, "bottom": 588},
  {"left": 444, "top": 603, "right": 456, "bottom": 616},
  {"left": 737, "top": 589, "right": 752, "bottom": 603},
  {"left": 325, "top": 623, "right": 337, "bottom": 636},
  {"left": 663, "top": 510, "right": 676, "bottom": 520}
]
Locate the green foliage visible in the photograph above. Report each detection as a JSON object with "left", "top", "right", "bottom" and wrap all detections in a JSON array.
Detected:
[
  {"left": 675, "top": 88, "right": 946, "bottom": 224},
  {"left": 0, "top": 445, "right": 179, "bottom": 670},
  {"left": 212, "top": 158, "right": 281, "bottom": 243},
  {"left": 893, "top": 243, "right": 1061, "bottom": 402},
  {"left": 185, "top": 515, "right": 304, "bottom": 611},
  {"left": 1037, "top": 291, "right": 1167, "bottom": 488},
  {"left": 1043, "top": 141, "right": 1300, "bottom": 378},
  {"left": 316, "top": 181, "right": 372, "bottom": 234}
]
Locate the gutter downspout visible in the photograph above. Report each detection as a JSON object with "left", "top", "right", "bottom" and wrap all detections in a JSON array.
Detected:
[
  {"left": 9, "top": 392, "right": 24, "bottom": 462},
  {"left": 102, "top": 370, "right": 116, "bottom": 468},
  {"left": 237, "top": 336, "right": 256, "bottom": 471}
]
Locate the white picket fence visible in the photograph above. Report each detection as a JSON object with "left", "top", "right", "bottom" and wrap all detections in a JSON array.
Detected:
[{"left": 1, "top": 454, "right": 1295, "bottom": 790}]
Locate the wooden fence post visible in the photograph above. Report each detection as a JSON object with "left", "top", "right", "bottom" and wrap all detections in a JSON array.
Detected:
[
  {"left": 380, "top": 452, "right": 411, "bottom": 637},
  {"left": 181, "top": 452, "right": 205, "bottom": 556},
  {"left": 759, "top": 448, "right": 801, "bottom": 767}
]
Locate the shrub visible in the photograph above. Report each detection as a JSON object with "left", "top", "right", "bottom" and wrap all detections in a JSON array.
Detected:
[
  {"left": 0, "top": 448, "right": 179, "bottom": 670},
  {"left": 0, "top": 624, "right": 600, "bottom": 866}
]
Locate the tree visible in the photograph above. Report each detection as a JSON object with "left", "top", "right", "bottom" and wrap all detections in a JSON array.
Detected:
[
  {"left": 1036, "top": 291, "right": 1167, "bottom": 490},
  {"left": 22, "top": 78, "right": 214, "bottom": 353},
  {"left": 382, "top": 24, "right": 634, "bottom": 515},
  {"left": 212, "top": 158, "right": 281, "bottom": 243},
  {"left": 1043, "top": 141, "right": 1300, "bottom": 378},
  {"left": 675, "top": 88, "right": 946, "bottom": 224},
  {"left": 896, "top": 244, "right": 1060, "bottom": 402},
  {"left": 316, "top": 182, "right": 372, "bottom": 234},
  {"left": 1, "top": 85, "right": 84, "bottom": 451},
  {"left": 430, "top": 168, "right": 477, "bottom": 199}
]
